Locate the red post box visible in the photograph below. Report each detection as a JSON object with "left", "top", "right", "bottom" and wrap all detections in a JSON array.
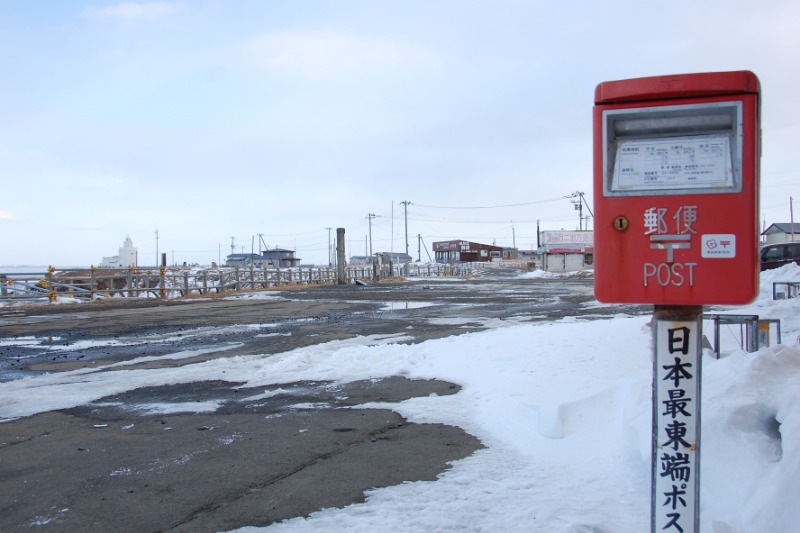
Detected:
[{"left": 593, "top": 71, "right": 761, "bottom": 305}]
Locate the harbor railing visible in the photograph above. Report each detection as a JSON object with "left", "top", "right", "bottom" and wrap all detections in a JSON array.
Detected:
[{"left": 0, "top": 262, "right": 478, "bottom": 303}]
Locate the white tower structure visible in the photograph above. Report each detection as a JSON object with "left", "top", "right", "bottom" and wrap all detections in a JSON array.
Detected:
[{"left": 100, "top": 235, "right": 138, "bottom": 268}]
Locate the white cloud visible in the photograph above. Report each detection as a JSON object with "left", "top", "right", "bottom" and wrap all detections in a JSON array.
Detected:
[
  {"left": 0, "top": 210, "right": 20, "bottom": 221},
  {"left": 81, "top": 2, "right": 184, "bottom": 23},
  {"left": 240, "top": 30, "right": 438, "bottom": 78}
]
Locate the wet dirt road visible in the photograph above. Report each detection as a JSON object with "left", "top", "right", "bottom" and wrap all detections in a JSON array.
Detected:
[{"left": 0, "top": 272, "right": 647, "bottom": 532}]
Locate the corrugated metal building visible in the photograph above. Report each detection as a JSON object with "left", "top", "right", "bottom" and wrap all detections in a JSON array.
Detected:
[{"left": 540, "top": 230, "right": 594, "bottom": 272}]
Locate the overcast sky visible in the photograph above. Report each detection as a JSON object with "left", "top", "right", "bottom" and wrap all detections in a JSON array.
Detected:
[{"left": 1, "top": 1, "right": 798, "bottom": 267}]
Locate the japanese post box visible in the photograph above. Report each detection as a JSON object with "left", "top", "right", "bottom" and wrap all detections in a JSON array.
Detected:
[{"left": 593, "top": 71, "right": 761, "bottom": 305}]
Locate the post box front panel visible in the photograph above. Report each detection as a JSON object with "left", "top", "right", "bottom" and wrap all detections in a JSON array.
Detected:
[{"left": 593, "top": 93, "right": 759, "bottom": 305}]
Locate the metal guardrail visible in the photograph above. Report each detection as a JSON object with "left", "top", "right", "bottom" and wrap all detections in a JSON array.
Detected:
[
  {"left": 702, "top": 313, "right": 782, "bottom": 358},
  {"left": 0, "top": 262, "right": 479, "bottom": 303},
  {"left": 772, "top": 281, "right": 800, "bottom": 300},
  {"left": 404, "top": 263, "right": 479, "bottom": 277}
]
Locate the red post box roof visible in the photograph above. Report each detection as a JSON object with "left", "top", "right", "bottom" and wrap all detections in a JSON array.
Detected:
[{"left": 595, "top": 70, "right": 760, "bottom": 104}]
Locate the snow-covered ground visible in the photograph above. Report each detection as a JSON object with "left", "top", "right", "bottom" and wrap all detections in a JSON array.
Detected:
[{"left": 2, "top": 265, "right": 800, "bottom": 532}]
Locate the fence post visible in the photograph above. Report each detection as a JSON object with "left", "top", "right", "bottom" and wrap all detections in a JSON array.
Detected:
[
  {"left": 45, "top": 266, "right": 56, "bottom": 302},
  {"left": 183, "top": 272, "right": 189, "bottom": 296},
  {"left": 90, "top": 267, "right": 97, "bottom": 299},
  {"left": 160, "top": 266, "right": 167, "bottom": 299},
  {"left": 140, "top": 270, "right": 146, "bottom": 297}
]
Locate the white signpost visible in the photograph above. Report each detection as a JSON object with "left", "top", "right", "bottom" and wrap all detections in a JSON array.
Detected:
[{"left": 653, "top": 309, "right": 702, "bottom": 533}]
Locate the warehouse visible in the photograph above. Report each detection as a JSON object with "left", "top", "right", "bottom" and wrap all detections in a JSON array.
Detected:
[{"left": 433, "top": 240, "right": 503, "bottom": 263}]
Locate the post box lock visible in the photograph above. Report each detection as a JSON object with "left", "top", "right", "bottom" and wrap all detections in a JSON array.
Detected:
[{"left": 613, "top": 216, "right": 629, "bottom": 231}]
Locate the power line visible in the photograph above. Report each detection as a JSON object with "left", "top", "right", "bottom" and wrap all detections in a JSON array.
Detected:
[
  {"left": 412, "top": 197, "right": 564, "bottom": 209},
  {"left": 409, "top": 213, "right": 537, "bottom": 224}
]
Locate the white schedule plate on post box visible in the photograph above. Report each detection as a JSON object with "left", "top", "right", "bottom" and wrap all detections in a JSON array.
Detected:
[{"left": 612, "top": 135, "right": 733, "bottom": 192}]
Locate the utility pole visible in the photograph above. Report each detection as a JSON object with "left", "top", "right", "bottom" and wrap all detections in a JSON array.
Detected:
[
  {"left": 256, "top": 233, "right": 264, "bottom": 254},
  {"left": 400, "top": 201, "right": 411, "bottom": 258},
  {"left": 325, "top": 227, "right": 332, "bottom": 267},
  {"left": 582, "top": 192, "right": 594, "bottom": 229},
  {"left": 230, "top": 236, "right": 235, "bottom": 256},
  {"left": 418, "top": 234, "right": 432, "bottom": 262},
  {"left": 571, "top": 193, "right": 584, "bottom": 230},
  {"left": 567, "top": 191, "right": 594, "bottom": 231},
  {"left": 155, "top": 229, "right": 159, "bottom": 267},
  {"left": 367, "top": 213, "right": 376, "bottom": 257},
  {"left": 512, "top": 222, "right": 516, "bottom": 253},
  {"left": 391, "top": 202, "right": 394, "bottom": 257}
]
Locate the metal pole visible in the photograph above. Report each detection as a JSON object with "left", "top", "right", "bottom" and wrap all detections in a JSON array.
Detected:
[
  {"left": 512, "top": 222, "right": 516, "bottom": 252},
  {"left": 368, "top": 213, "right": 375, "bottom": 258},
  {"left": 537, "top": 219, "right": 540, "bottom": 248},
  {"left": 401, "top": 200, "right": 410, "bottom": 257},
  {"left": 391, "top": 202, "right": 394, "bottom": 257},
  {"left": 325, "top": 227, "right": 332, "bottom": 267}
]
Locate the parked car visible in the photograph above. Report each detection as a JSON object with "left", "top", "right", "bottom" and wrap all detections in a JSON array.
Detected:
[{"left": 760, "top": 242, "right": 800, "bottom": 271}]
